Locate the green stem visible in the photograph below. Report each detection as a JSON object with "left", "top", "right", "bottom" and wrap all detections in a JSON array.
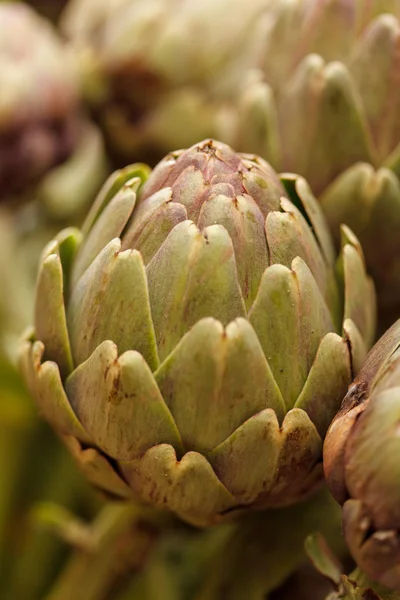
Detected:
[
  {"left": 0, "top": 364, "right": 36, "bottom": 589},
  {"left": 45, "top": 503, "right": 169, "bottom": 600},
  {"left": 4, "top": 434, "right": 99, "bottom": 600},
  {"left": 116, "top": 524, "right": 232, "bottom": 600}
]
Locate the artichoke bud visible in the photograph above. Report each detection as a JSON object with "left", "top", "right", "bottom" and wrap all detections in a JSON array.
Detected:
[
  {"left": 21, "top": 139, "right": 376, "bottom": 526},
  {"left": 260, "top": 0, "right": 400, "bottom": 193},
  {"left": 349, "top": 12, "right": 400, "bottom": 163},
  {"left": 0, "top": 4, "right": 78, "bottom": 195},
  {"left": 61, "top": 0, "right": 270, "bottom": 163},
  {"left": 324, "top": 320, "right": 400, "bottom": 590},
  {"left": 278, "top": 54, "right": 374, "bottom": 196},
  {"left": 0, "top": 2, "right": 106, "bottom": 217}
]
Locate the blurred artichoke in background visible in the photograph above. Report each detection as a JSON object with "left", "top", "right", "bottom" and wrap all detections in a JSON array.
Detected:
[
  {"left": 320, "top": 161, "right": 400, "bottom": 333},
  {"left": 2, "top": 0, "right": 67, "bottom": 22},
  {"left": 324, "top": 320, "right": 400, "bottom": 590},
  {"left": 0, "top": 1, "right": 106, "bottom": 220},
  {"left": 235, "top": 0, "right": 400, "bottom": 191},
  {"left": 61, "top": 0, "right": 268, "bottom": 164},
  {"left": 21, "top": 139, "right": 376, "bottom": 527},
  {"left": 26, "top": 0, "right": 67, "bottom": 22},
  {"left": 227, "top": 0, "right": 400, "bottom": 330}
]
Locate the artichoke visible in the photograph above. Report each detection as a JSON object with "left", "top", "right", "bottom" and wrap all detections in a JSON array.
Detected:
[
  {"left": 21, "top": 139, "right": 376, "bottom": 527},
  {"left": 0, "top": 2, "right": 106, "bottom": 219},
  {"left": 235, "top": 0, "right": 400, "bottom": 191},
  {"left": 227, "top": 0, "right": 400, "bottom": 330},
  {"left": 324, "top": 320, "right": 400, "bottom": 590},
  {"left": 61, "top": 0, "right": 268, "bottom": 164},
  {"left": 61, "top": 0, "right": 400, "bottom": 185}
]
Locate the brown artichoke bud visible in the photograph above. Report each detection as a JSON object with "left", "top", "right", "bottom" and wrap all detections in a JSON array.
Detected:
[
  {"left": 324, "top": 320, "right": 400, "bottom": 590},
  {"left": 0, "top": 2, "right": 106, "bottom": 219}
]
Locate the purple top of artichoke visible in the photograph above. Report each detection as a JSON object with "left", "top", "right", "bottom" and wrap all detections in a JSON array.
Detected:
[{"left": 0, "top": 3, "right": 80, "bottom": 197}]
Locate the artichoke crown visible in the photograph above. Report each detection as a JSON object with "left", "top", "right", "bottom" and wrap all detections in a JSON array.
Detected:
[{"left": 22, "top": 140, "right": 376, "bottom": 525}]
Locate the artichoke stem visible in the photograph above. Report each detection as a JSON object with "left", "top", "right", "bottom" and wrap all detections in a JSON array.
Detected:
[
  {"left": 45, "top": 503, "right": 171, "bottom": 600},
  {"left": 4, "top": 440, "right": 97, "bottom": 600}
]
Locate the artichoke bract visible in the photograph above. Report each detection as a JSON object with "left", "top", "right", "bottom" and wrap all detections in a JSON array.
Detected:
[
  {"left": 324, "top": 320, "right": 400, "bottom": 590},
  {"left": 21, "top": 140, "right": 376, "bottom": 527},
  {"left": 320, "top": 163, "right": 400, "bottom": 333},
  {"left": 0, "top": 2, "right": 106, "bottom": 218}
]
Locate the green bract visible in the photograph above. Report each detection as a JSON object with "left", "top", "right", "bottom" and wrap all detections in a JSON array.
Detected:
[
  {"left": 320, "top": 164, "right": 400, "bottom": 332},
  {"left": 325, "top": 320, "right": 400, "bottom": 591},
  {"left": 21, "top": 140, "right": 376, "bottom": 526}
]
